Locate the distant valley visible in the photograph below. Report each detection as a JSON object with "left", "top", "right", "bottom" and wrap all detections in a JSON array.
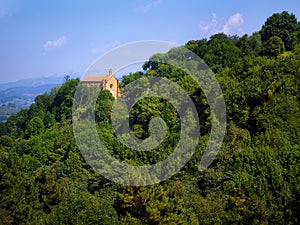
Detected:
[{"left": 0, "top": 74, "right": 80, "bottom": 121}]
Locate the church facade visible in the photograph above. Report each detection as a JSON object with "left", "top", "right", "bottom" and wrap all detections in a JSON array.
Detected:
[{"left": 82, "top": 69, "right": 120, "bottom": 98}]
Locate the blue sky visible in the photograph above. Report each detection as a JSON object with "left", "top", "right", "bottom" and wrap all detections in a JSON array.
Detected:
[{"left": 0, "top": 0, "right": 299, "bottom": 83}]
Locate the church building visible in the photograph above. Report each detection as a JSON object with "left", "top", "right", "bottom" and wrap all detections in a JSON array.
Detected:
[{"left": 82, "top": 69, "right": 120, "bottom": 98}]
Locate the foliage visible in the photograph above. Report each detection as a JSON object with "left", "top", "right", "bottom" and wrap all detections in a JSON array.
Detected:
[
  {"left": 1, "top": 11, "right": 300, "bottom": 224},
  {"left": 262, "top": 36, "right": 285, "bottom": 57},
  {"left": 260, "top": 11, "right": 300, "bottom": 51}
]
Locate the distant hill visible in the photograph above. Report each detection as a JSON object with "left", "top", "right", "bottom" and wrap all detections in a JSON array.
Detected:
[
  {"left": 0, "top": 74, "right": 80, "bottom": 91},
  {"left": 0, "top": 74, "right": 80, "bottom": 121},
  {"left": 0, "top": 84, "right": 59, "bottom": 106}
]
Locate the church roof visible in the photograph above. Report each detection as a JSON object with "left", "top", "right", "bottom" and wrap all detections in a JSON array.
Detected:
[
  {"left": 82, "top": 75, "right": 108, "bottom": 82},
  {"left": 82, "top": 69, "right": 116, "bottom": 82}
]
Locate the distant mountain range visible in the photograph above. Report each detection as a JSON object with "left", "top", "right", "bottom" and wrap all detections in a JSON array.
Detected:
[
  {"left": 0, "top": 84, "right": 59, "bottom": 106},
  {"left": 0, "top": 74, "right": 81, "bottom": 91},
  {"left": 0, "top": 74, "right": 80, "bottom": 121}
]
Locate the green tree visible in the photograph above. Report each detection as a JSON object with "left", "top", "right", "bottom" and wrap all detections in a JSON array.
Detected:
[
  {"left": 121, "top": 71, "right": 144, "bottom": 86},
  {"left": 203, "top": 33, "right": 242, "bottom": 72},
  {"left": 25, "top": 117, "right": 44, "bottom": 138},
  {"left": 35, "top": 93, "right": 51, "bottom": 113},
  {"left": 52, "top": 78, "right": 80, "bottom": 122},
  {"left": 0, "top": 122, "right": 8, "bottom": 136},
  {"left": 260, "top": 11, "right": 300, "bottom": 50},
  {"left": 262, "top": 36, "right": 285, "bottom": 57},
  {"left": 95, "top": 90, "right": 114, "bottom": 123},
  {"left": 185, "top": 39, "right": 208, "bottom": 59},
  {"left": 14, "top": 109, "right": 30, "bottom": 137},
  {"left": 115, "top": 182, "right": 199, "bottom": 224},
  {"left": 6, "top": 115, "right": 18, "bottom": 138},
  {"left": 0, "top": 146, "right": 44, "bottom": 224},
  {"left": 237, "top": 32, "right": 262, "bottom": 56}
]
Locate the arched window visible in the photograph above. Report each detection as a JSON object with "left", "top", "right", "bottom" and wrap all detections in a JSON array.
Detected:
[{"left": 110, "top": 84, "right": 113, "bottom": 89}]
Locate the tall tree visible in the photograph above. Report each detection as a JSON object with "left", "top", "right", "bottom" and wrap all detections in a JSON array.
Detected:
[
  {"left": 262, "top": 36, "right": 285, "bottom": 57},
  {"left": 203, "top": 33, "right": 242, "bottom": 72},
  {"left": 260, "top": 11, "right": 300, "bottom": 51}
]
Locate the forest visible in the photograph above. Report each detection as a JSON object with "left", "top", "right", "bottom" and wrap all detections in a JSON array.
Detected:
[{"left": 0, "top": 11, "right": 299, "bottom": 224}]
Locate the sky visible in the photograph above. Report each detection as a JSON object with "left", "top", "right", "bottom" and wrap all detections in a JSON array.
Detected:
[{"left": 0, "top": 0, "right": 299, "bottom": 83}]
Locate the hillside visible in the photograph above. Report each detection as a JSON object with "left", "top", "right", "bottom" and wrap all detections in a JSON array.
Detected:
[{"left": 0, "top": 11, "right": 299, "bottom": 224}]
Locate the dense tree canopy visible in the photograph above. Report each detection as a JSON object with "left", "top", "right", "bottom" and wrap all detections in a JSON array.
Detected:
[
  {"left": 260, "top": 11, "right": 300, "bottom": 51},
  {"left": 0, "top": 11, "right": 299, "bottom": 224}
]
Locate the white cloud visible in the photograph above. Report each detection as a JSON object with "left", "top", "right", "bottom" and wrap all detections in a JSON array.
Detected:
[
  {"left": 44, "top": 36, "right": 67, "bottom": 50},
  {"left": 91, "top": 40, "right": 122, "bottom": 54},
  {"left": 133, "top": 0, "right": 162, "bottom": 13},
  {"left": 200, "top": 13, "right": 244, "bottom": 37},
  {"left": 222, "top": 13, "right": 244, "bottom": 34}
]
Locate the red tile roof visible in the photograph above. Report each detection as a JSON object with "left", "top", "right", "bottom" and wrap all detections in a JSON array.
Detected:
[{"left": 82, "top": 75, "right": 108, "bottom": 82}]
